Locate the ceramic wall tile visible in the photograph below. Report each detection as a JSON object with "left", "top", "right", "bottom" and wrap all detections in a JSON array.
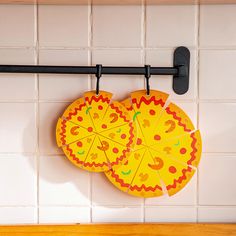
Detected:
[
  {"left": 199, "top": 103, "right": 236, "bottom": 153},
  {"left": 38, "top": 5, "right": 89, "bottom": 47},
  {"left": 0, "top": 49, "right": 36, "bottom": 100},
  {"left": 199, "top": 50, "right": 236, "bottom": 100},
  {"left": 145, "top": 207, "right": 197, "bottom": 222},
  {"left": 200, "top": 5, "right": 236, "bottom": 47},
  {"left": 0, "top": 207, "right": 37, "bottom": 224},
  {"left": 199, "top": 155, "right": 236, "bottom": 206},
  {"left": 0, "top": 155, "right": 36, "bottom": 206},
  {"left": 39, "top": 155, "right": 90, "bottom": 206},
  {"left": 198, "top": 207, "right": 236, "bottom": 223},
  {"left": 0, "top": 5, "right": 35, "bottom": 47},
  {"left": 39, "top": 206, "right": 90, "bottom": 223},
  {"left": 92, "top": 207, "right": 143, "bottom": 223},
  {"left": 0, "top": 103, "right": 36, "bottom": 152},
  {"left": 39, "top": 102, "right": 69, "bottom": 154},
  {"left": 39, "top": 49, "right": 89, "bottom": 101},
  {"left": 92, "top": 6, "right": 142, "bottom": 47},
  {"left": 146, "top": 5, "right": 197, "bottom": 47}
]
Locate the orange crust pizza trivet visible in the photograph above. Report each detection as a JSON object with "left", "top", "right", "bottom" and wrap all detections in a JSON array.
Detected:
[
  {"left": 56, "top": 91, "right": 136, "bottom": 172},
  {"left": 105, "top": 90, "right": 202, "bottom": 198}
]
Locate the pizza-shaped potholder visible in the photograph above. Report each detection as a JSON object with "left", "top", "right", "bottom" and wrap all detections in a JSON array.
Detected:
[
  {"left": 56, "top": 91, "right": 136, "bottom": 172},
  {"left": 105, "top": 90, "right": 202, "bottom": 197}
]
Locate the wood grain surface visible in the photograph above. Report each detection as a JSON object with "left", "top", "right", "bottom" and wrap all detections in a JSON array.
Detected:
[{"left": 0, "top": 224, "right": 235, "bottom": 236}]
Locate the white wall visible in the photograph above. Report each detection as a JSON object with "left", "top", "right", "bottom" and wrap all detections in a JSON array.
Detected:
[{"left": 0, "top": 3, "right": 235, "bottom": 224}]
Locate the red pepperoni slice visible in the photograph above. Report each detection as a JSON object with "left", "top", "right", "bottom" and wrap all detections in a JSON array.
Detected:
[
  {"left": 154, "top": 134, "right": 161, "bottom": 141},
  {"left": 136, "top": 138, "right": 142, "bottom": 145},
  {"left": 149, "top": 109, "right": 156, "bottom": 116},
  {"left": 113, "top": 147, "right": 119, "bottom": 153},
  {"left": 77, "top": 141, "right": 83, "bottom": 147},
  {"left": 180, "top": 147, "right": 187, "bottom": 154},
  {"left": 87, "top": 127, "right": 93, "bottom": 132},
  {"left": 169, "top": 166, "right": 177, "bottom": 174}
]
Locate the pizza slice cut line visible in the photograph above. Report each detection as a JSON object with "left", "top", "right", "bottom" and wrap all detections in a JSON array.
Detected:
[
  {"left": 61, "top": 116, "right": 100, "bottom": 138},
  {"left": 130, "top": 96, "right": 169, "bottom": 146},
  {"left": 128, "top": 149, "right": 147, "bottom": 187},
  {"left": 86, "top": 100, "right": 110, "bottom": 132},
  {"left": 96, "top": 101, "right": 132, "bottom": 134},
  {"left": 134, "top": 115, "right": 148, "bottom": 146},
  {"left": 150, "top": 103, "right": 195, "bottom": 146},
  {"left": 97, "top": 123, "right": 135, "bottom": 151},
  {"left": 166, "top": 103, "right": 195, "bottom": 133},
  {"left": 122, "top": 101, "right": 149, "bottom": 147},
  {"left": 146, "top": 149, "right": 173, "bottom": 195},
  {"left": 148, "top": 145, "right": 197, "bottom": 172},
  {"left": 96, "top": 99, "right": 113, "bottom": 124},
  {"left": 79, "top": 135, "right": 97, "bottom": 164},
  {"left": 149, "top": 128, "right": 198, "bottom": 146},
  {"left": 62, "top": 98, "right": 96, "bottom": 131},
  {"left": 120, "top": 97, "right": 148, "bottom": 149},
  {"left": 61, "top": 98, "right": 85, "bottom": 121},
  {"left": 97, "top": 133, "right": 128, "bottom": 149},
  {"left": 133, "top": 145, "right": 147, "bottom": 153},
  {"left": 99, "top": 123, "right": 129, "bottom": 135},
  {"left": 128, "top": 150, "right": 164, "bottom": 197},
  {"left": 148, "top": 149, "right": 195, "bottom": 197},
  {"left": 60, "top": 133, "right": 96, "bottom": 149},
  {"left": 83, "top": 92, "right": 113, "bottom": 133},
  {"left": 109, "top": 147, "right": 147, "bottom": 186},
  {"left": 62, "top": 135, "right": 96, "bottom": 168},
  {"left": 84, "top": 103, "right": 99, "bottom": 133},
  {"left": 56, "top": 118, "right": 98, "bottom": 148},
  {"left": 131, "top": 114, "right": 150, "bottom": 148},
  {"left": 82, "top": 135, "right": 110, "bottom": 171},
  {"left": 134, "top": 107, "right": 169, "bottom": 145},
  {"left": 146, "top": 99, "right": 171, "bottom": 138},
  {"left": 96, "top": 135, "right": 113, "bottom": 169},
  {"left": 128, "top": 149, "right": 148, "bottom": 182},
  {"left": 117, "top": 148, "right": 148, "bottom": 193},
  {"left": 148, "top": 129, "right": 201, "bottom": 168},
  {"left": 97, "top": 135, "right": 132, "bottom": 168}
]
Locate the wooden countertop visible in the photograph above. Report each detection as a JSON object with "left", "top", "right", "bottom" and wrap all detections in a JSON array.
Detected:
[{"left": 0, "top": 223, "right": 235, "bottom": 236}]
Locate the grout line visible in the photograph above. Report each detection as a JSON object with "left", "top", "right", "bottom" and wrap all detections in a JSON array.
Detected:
[
  {"left": 0, "top": 205, "right": 37, "bottom": 208},
  {"left": 88, "top": 2, "right": 93, "bottom": 91},
  {"left": 201, "top": 152, "right": 236, "bottom": 156},
  {"left": 0, "top": 204, "right": 236, "bottom": 208},
  {"left": 0, "top": 46, "right": 36, "bottom": 50},
  {"left": 3, "top": 45, "right": 236, "bottom": 51},
  {"left": 88, "top": 1, "right": 93, "bottom": 224},
  {"left": 196, "top": 3, "right": 201, "bottom": 223},
  {"left": 1, "top": 99, "right": 236, "bottom": 103},
  {"left": 0, "top": 153, "right": 64, "bottom": 156},
  {"left": 141, "top": 0, "right": 146, "bottom": 223},
  {"left": 33, "top": 2, "right": 40, "bottom": 224},
  {"left": 197, "top": 205, "right": 236, "bottom": 208}
]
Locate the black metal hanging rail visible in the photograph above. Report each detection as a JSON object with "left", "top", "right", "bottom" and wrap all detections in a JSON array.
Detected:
[{"left": 0, "top": 46, "right": 190, "bottom": 95}]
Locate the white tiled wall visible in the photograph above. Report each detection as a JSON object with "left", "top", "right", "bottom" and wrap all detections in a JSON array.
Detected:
[{"left": 0, "top": 3, "right": 235, "bottom": 224}]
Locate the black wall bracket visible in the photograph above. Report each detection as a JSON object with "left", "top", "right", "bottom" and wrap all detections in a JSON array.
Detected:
[
  {"left": 0, "top": 46, "right": 190, "bottom": 95},
  {"left": 173, "top": 46, "right": 190, "bottom": 95}
]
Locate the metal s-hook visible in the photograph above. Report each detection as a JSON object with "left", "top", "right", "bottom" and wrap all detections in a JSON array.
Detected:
[
  {"left": 145, "top": 65, "right": 151, "bottom": 96},
  {"left": 95, "top": 64, "right": 102, "bottom": 96}
]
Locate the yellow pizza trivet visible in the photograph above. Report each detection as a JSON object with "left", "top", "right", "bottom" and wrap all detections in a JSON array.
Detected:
[
  {"left": 105, "top": 90, "right": 202, "bottom": 197},
  {"left": 56, "top": 91, "right": 136, "bottom": 172}
]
